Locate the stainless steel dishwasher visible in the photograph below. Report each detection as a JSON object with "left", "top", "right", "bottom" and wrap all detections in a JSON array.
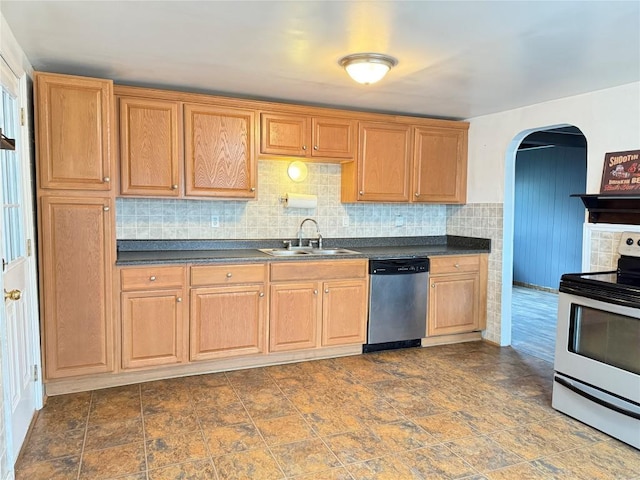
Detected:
[{"left": 363, "top": 258, "right": 429, "bottom": 353}]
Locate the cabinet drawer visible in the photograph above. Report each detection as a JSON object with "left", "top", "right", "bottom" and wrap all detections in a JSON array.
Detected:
[
  {"left": 190, "top": 264, "right": 267, "bottom": 286},
  {"left": 270, "top": 260, "right": 367, "bottom": 282},
  {"left": 121, "top": 266, "right": 185, "bottom": 291},
  {"left": 429, "top": 255, "right": 480, "bottom": 275}
]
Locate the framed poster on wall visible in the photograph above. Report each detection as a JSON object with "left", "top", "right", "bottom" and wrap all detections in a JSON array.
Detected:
[{"left": 600, "top": 150, "right": 640, "bottom": 193}]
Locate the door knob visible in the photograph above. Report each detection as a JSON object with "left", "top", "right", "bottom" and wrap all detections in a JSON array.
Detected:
[{"left": 4, "top": 289, "right": 21, "bottom": 301}]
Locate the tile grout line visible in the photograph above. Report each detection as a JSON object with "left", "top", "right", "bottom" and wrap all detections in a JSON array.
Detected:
[
  {"left": 76, "top": 391, "right": 95, "bottom": 480},
  {"left": 187, "top": 378, "right": 222, "bottom": 480},
  {"left": 222, "top": 371, "right": 290, "bottom": 480},
  {"left": 265, "top": 367, "right": 354, "bottom": 480}
]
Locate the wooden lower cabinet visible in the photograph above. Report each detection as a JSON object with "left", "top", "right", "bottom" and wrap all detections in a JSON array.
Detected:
[
  {"left": 322, "top": 279, "right": 368, "bottom": 346},
  {"left": 190, "top": 285, "right": 267, "bottom": 361},
  {"left": 427, "top": 254, "right": 488, "bottom": 336},
  {"left": 269, "top": 282, "right": 320, "bottom": 352},
  {"left": 121, "top": 289, "right": 186, "bottom": 369},
  {"left": 40, "top": 196, "right": 114, "bottom": 379},
  {"left": 269, "top": 260, "right": 368, "bottom": 352}
]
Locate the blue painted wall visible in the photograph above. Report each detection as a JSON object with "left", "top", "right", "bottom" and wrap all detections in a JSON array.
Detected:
[{"left": 514, "top": 146, "right": 586, "bottom": 289}]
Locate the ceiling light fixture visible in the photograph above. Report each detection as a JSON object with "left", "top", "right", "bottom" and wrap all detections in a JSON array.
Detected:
[{"left": 339, "top": 53, "right": 398, "bottom": 85}]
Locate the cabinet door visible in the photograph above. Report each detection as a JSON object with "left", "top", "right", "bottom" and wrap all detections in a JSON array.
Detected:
[
  {"left": 260, "top": 112, "right": 310, "bottom": 156},
  {"left": 269, "top": 282, "right": 319, "bottom": 352},
  {"left": 190, "top": 285, "right": 266, "bottom": 361},
  {"left": 428, "top": 272, "right": 479, "bottom": 336},
  {"left": 321, "top": 279, "right": 368, "bottom": 346},
  {"left": 184, "top": 104, "right": 256, "bottom": 198},
  {"left": 35, "top": 73, "right": 113, "bottom": 191},
  {"left": 357, "top": 122, "right": 411, "bottom": 201},
  {"left": 312, "top": 117, "right": 355, "bottom": 159},
  {"left": 413, "top": 126, "right": 467, "bottom": 204},
  {"left": 119, "top": 97, "right": 181, "bottom": 196},
  {"left": 121, "top": 289, "right": 185, "bottom": 369},
  {"left": 40, "top": 196, "right": 114, "bottom": 378}
]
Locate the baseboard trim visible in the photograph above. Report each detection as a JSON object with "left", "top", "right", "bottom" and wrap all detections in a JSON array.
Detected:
[
  {"left": 421, "top": 331, "right": 482, "bottom": 347},
  {"left": 44, "top": 345, "right": 362, "bottom": 396}
]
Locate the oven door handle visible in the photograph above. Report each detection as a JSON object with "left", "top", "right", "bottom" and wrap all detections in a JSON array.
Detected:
[{"left": 554, "top": 376, "right": 640, "bottom": 420}]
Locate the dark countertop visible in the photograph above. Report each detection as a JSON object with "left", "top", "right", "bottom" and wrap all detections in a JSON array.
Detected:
[{"left": 116, "top": 235, "right": 490, "bottom": 266}]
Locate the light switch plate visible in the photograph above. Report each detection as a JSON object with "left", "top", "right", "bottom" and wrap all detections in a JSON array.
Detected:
[
  {"left": 395, "top": 215, "right": 404, "bottom": 227},
  {"left": 211, "top": 215, "right": 220, "bottom": 228}
]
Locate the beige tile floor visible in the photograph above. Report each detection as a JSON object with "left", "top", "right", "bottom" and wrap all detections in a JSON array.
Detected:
[{"left": 15, "top": 342, "right": 640, "bottom": 479}]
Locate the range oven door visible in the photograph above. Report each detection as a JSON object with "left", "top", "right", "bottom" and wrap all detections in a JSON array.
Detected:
[
  {"left": 555, "top": 292, "right": 640, "bottom": 403},
  {"left": 554, "top": 291, "right": 640, "bottom": 448}
]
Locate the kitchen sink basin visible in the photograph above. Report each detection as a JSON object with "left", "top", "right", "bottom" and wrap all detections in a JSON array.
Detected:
[{"left": 258, "top": 247, "right": 360, "bottom": 257}]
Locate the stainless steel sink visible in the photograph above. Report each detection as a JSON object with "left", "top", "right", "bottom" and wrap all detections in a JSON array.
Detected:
[{"left": 258, "top": 247, "right": 360, "bottom": 257}]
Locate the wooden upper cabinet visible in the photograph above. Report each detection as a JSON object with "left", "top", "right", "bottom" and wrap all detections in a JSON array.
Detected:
[
  {"left": 40, "top": 196, "right": 114, "bottom": 379},
  {"left": 260, "top": 112, "right": 355, "bottom": 160},
  {"left": 413, "top": 126, "right": 468, "bottom": 204},
  {"left": 119, "top": 97, "right": 181, "bottom": 196},
  {"left": 35, "top": 72, "right": 113, "bottom": 191},
  {"left": 184, "top": 104, "right": 256, "bottom": 198},
  {"left": 260, "top": 112, "right": 310, "bottom": 157},
  {"left": 356, "top": 122, "right": 411, "bottom": 202}
]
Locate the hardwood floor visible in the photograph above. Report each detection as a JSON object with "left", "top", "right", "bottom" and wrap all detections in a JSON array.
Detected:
[{"left": 511, "top": 286, "right": 558, "bottom": 363}]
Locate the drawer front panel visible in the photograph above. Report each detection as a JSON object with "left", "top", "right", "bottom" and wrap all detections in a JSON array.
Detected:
[
  {"left": 270, "top": 260, "right": 367, "bottom": 282},
  {"left": 429, "top": 255, "right": 480, "bottom": 275},
  {"left": 191, "top": 264, "right": 267, "bottom": 286},
  {"left": 121, "top": 266, "right": 185, "bottom": 291}
]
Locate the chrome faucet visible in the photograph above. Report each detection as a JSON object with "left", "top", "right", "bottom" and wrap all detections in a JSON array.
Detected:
[{"left": 297, "top": 218, "right": 323, "bottom": 248}]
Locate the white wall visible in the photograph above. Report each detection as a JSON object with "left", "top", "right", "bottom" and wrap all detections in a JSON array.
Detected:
[{"left": 466, "top": 82, "right": 640, "bottom": 202}]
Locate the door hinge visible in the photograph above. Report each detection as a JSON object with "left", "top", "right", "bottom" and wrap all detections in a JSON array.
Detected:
[
  {"left": 20, "top": 108, "right": 25, "bottom": 126},
  {"left": 27, "top": 239, "right": 32, "bottom": 256},
  {"left": 33, "top": 365, "right": 39, "bottom": 382}
]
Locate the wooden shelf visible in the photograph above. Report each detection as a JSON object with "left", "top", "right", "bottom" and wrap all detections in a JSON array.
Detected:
[{"left": 572, "top": 194, "right": 640, "bottom": 225}]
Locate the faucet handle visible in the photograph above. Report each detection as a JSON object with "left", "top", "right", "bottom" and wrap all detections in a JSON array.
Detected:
[
  {"left": 309, "top": 240, "right": 320, "bottom": 249},
  {"left": 282, "top": 240, "right": 292, "bottom": 250}
]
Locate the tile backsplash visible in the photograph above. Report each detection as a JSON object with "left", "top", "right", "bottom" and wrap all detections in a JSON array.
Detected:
[{"left": 116, "top": 161, "right": 447, "bottom": 240}]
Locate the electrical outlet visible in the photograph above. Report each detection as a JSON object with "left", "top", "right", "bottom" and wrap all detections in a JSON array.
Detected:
[
  {"left": 395, "top": 215, "right": 404, "bottom": 227},
  {"left": 211, "top": 215, "right": 220, "bottom": 228},
  {"left": 343, "top": 217, "right": 350, "bottom": 227}
]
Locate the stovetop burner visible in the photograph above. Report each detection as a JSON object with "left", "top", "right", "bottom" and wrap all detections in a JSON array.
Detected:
[{"left": 559, "top": 232, "right": 640, "bottom": 308}]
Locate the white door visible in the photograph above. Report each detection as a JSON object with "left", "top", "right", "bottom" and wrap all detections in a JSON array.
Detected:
[{"left": 0, "top": 57, "right": 41, "bottom": 468}]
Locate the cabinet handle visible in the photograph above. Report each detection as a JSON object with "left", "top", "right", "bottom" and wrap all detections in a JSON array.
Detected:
[
  {"left": 454, "top": 263, "right": 460, "bottom": 268},
  {"left": 103, "top": 206, "right": 110, "bottom": 212},
  {"left": 415, "top": 192, "right": 420, "bottom": 197},
  {"left": 226, "top": 273, "right": 232, "bottom": 278},
  {"left": 431, "top": 284, "right": 435, "bottom": 288},
  {"left": 250, "top": 187, "right": 256, "bottom": 192},
  {"left": 302, "top": 145, "right": 307, "bottom": 151},
  {"left": 259, "top": 292, "right": 264, "bottom": 297},
  {"left": 359, "top": 191, "right": 364, "bottom": 195},
  {"left": 103, "top": 176, "right": 110, "bottom": 183},
  {"left": 325, "top": 289, "right": 329, "bottom": 294},
  {"left": 149, "top": 276, "right": 156, "bottom": 281},
  {"left": 313, "top": 145, "right": 318, "bottom": 150},
  {"left": 314, "top": 289, "right": 318, "bottom": 295},
  {"left": 171, "top": 184, "right": 178, "bottom": 190},
  {"left": 176, "top": 297, "right": 182, "bottom": 303}
]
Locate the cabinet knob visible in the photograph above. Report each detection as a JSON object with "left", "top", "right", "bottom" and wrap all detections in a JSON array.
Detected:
[
  {"left": 171, "top": 184, "right": 178, "bottom": 190},
  {"left": 176, "top": 297, "right": 182, "bottom": 302},
  {"left": 103, "top": 206, "right": 110, "bottom": 212},
  {"left": 359, "top": 191, "right": 364, "bottom": 195},
  {"left": 259, "top": 292, "right": 264, "bottom": 297},
  {"left": 313, "top": 145, "right": 318, "bottom": 150},
  {"left": 325, "top": 289, "right": 329, "bottom": 294},
  {"left": 431, "top": 284, "right": 435, "bottom": 288},
  {"left": 226, "top": 273, "right": 232, "bottom": 278},
  {"left": 302, "top": 145, "right": 307, "bottom": 151},
  {"left": 313, "top": 289, "right": 318, "bottom": 295},
  {"left": 149, "top": 276, "right": 156, "bottom": 281},
  {"left": 250, "top": 187, "right": 256, "bottom": 192},
  {"left": 415, "top": 192, "right": 420, "bottom": 197},
  {"left": 454, "top": 263, "right": 460, "bottom": 268},
  {"left": 103, "top": 176, "right": 110, "bottom": 183}
]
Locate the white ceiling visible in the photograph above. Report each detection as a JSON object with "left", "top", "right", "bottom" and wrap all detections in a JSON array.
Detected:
[{"left": 2, "top": 1, "right": 639, "bottom": 120}]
